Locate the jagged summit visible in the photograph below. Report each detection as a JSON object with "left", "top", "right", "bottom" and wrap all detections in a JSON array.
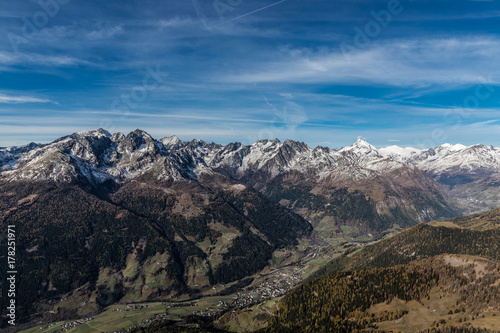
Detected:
[
  {"left": 160, "top": 135, "right": 181, "bottom": 145},
  {"left": 0, "top": 142, "right": 40, "bottom": 171},
  {"left": 159, "top": 135, "right": 184, "bottom": 153},
  {"left": 355, "top": 137, "right": 371, "bottom": 145},
  {"left": 76, "top": 128, "right": 112, "bottom": 138},
  {"left": 339, "top": 138, "right": 382, "bottom": 160},
  {"left": 342, "top": 138, "right": 376, "bottom": 150}
]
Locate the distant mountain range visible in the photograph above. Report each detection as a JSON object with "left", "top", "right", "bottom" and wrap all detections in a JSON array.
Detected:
[
  {"left": 1, "top": 129, "right": 499, "bottom": 328},
  {"left": 0, "top": 130, "right": 467, "bottom": 227},
  {"left": 380, "top": 142, "right": 500, "bottom": 214}
]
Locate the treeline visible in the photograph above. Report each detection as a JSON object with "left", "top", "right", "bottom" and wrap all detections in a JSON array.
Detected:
[
  {"left": 127, "top": 319, "right": 223, "bottom": 333},
  {"left": 422, "top": 327, "right": 496, "bottom": 333},
  {"left": 311, "top": 223, "right": 500, "bottom": 280},
  {"left": 451, "top": 207, "right": 500, "bottom": 230}
]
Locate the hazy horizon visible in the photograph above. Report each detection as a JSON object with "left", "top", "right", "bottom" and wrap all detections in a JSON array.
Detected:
[{"left": 0, "top": 127, "right": 494, "bottom": 151}]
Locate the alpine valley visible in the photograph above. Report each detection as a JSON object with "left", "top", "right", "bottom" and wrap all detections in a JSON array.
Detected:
[{"left": 1, "top": 129, "right": 499, "bottom": 332}]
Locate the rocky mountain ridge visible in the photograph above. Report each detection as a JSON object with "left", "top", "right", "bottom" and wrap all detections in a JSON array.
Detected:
[
  {"left": 4, "top": 132, "right": 498, "bottom": 190},
  {"left": 0, "top": 130, "right": 461, "bottom": 230},
  {"left": 380, "top": 142, "right": 500, "bottom": 213}
]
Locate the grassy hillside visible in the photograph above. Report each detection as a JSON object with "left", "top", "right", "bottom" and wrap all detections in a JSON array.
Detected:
[
  {"left": 265, "top": 255, "right": 500, "bottom": 332},
  {"left": 310, "top": 219, "right": 500, "bottom": 281}
]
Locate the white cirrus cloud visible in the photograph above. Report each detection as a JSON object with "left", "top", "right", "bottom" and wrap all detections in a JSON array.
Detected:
[
  {"left": 86, "top": 25, "right": 124, "bottom": 40},
  {"left": 0, "top": 94, "right": 56, "bottom": 104},
  {"left": 221, "top": 37, "right": 500, "bottom": 88}
]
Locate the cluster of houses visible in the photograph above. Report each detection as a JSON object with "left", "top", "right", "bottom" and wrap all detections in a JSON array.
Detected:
[
  {"left": 59, "top": 317, "right": 93, "bottom": 332},
  {"left": 193, "top": 267, "right": 304, "bottom": 317},
  {"left": 229, "top": 271, "right": 302, "bottom": 309},
  {"left": 111, "top": 304, "right": 150, "bottom": 312}
]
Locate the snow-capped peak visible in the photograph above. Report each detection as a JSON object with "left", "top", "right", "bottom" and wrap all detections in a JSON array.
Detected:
[
  {"left": 0, "top": 142, "right": 40, "bottom": 171},
  {"left": 160, "top": 135, "right": 181, "bottom": 146},
  {"left": 339, "top": 138, "right": 381, "bottom": 159},
  {"left": 346, "top": 138, "right": 376, "bottom": 150},
  {"left": 355, "top": 137, "right": 371, "bottom": 146},
  {"left": 159, "top": 135, "right": 185, "bottom": 154},
  {"left": 76, "top": 128, "right": 112, "bottom": 139},
  {"left": 252, "top": 138, "right": 281, "bottom": 148}
]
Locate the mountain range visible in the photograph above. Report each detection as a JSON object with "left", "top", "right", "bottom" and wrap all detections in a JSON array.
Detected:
[
  {"left": 1, "top": 129, "right": 500, "bottom": 329},
  {"left": 3, "top": 129, "right": 498, "bottom": 227},
  {"left": 3, "top": 129, "right": 500, "bottom": 242},
  {"left": 1, "top": 129, "right": 473, "bottom": 228}
]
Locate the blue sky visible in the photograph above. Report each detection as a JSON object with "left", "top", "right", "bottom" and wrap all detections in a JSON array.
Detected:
[{"left": 1, "top": 0, "right": 499, "bottom": 148}]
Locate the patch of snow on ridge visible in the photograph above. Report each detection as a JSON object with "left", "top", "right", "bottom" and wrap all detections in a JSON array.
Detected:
[
  {"left": 439, "top": 143, "right": 468, "bottom": 152},
  {"left": 379, "top": 145, "right": 423, "bottom": 160}
]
